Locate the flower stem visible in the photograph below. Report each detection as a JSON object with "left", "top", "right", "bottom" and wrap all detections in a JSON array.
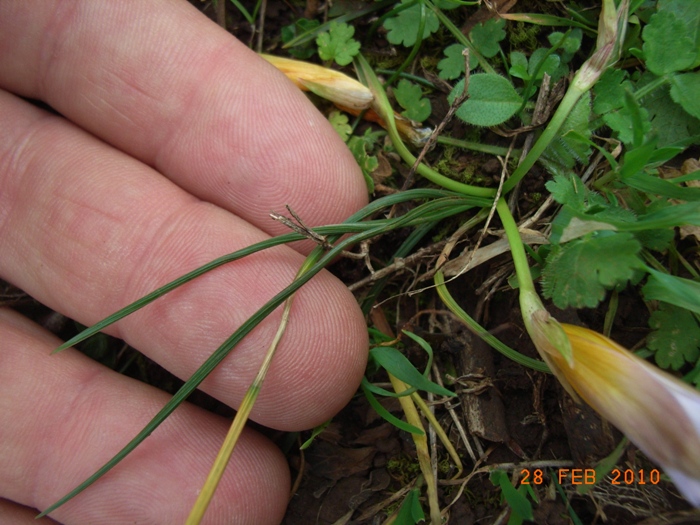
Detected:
[
  {"left": 495, "top": 198, "right": 536, "bottom": 294},
  {"left": 501, "top": 82, "right": 586, "bottom": 194},
  {"left": 354, "top": 54, "right": 496, "bottom": 199}
]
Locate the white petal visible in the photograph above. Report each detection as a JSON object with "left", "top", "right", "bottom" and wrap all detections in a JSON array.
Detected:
[
  {"left": 665, "top": 466, "right": 700, "bottom": 507},
  {"left": 655, "top": 372, "right": 700, "bottom": 435}
]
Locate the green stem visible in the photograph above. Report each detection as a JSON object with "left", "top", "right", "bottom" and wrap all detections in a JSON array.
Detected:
[
  {"left": 437, "top": 136, "right": 517, "bottom": 157},
  {"left": 502, "top": 81, "right": 586, "bottom": 194},
  {"left": 434, "top": 271, "right": 549, "bottom": 372},
  {"left": 354, "top": 54, "right": 496, "bottom": 199},
  {"left": 495, "top": 198, "right": 536, "bottom": 294}
]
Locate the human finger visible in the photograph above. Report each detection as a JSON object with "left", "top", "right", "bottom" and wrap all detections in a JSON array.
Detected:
[
  {"left": 0, "top": 91, "right": 368, "bottom": 431},
  {"left": 0, "top": 308, "right": 290, "bottom": 524},
  {"left": 0, "top": 0, "right": 367, "bottom": 242}
]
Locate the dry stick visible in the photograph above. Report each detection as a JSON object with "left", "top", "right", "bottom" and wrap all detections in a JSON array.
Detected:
[
  {"left": 410, "top": 391, "right": 463, "bottom": 476},
  {"left": 445, "top": 141, "right": 513, "bottom": 283},
  {"left": 347, "top": 240, "right": 447, "bottom": 292},
  {"left": 215, "top": 0, "right": 226, "bottom": 28},
  {"left": 507, "top": 74, "right": 551, "bottom": 210},
  {"left": 289, "top": 436, "right": 306, "bottom": 500},
  {"left": 432, "top": 362, "right": 477, "bottom": 464},
  {"left": 256, "top": 0, "right": 267, "bottom": 53},
  {"left": 427, "top": 387, "right": 439, "bottom": 516},
  {"left": 185, "top": 296, "right": 295, "bottom": 524}
]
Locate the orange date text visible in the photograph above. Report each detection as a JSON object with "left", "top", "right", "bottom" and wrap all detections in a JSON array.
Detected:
[{"left": 520, "top": 468, "right": 661, "bottom": 486}]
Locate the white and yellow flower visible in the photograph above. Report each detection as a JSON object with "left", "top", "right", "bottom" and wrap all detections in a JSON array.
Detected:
[{"left": 522, "top": 291, "right": 700, "bottom": 506}]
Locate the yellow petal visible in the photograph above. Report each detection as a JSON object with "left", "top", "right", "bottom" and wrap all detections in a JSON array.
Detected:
[
  {"left": 557, "top": 324, "right": 700, "bottom": 505},
  {"left": 260, "top": 54, "right": 373, "bottom": 112}
]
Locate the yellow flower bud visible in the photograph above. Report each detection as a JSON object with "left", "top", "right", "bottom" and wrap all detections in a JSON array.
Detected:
[
  {"left": 260, "top": 54, "right": 374, "bottom": 112},
  {"left": 261, "top": 54, "right": 431, "bottom": 146}
]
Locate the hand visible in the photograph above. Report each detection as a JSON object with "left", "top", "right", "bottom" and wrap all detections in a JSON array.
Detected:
[{"left": 0, "top": 2, "right": 368, "bottom": 523}]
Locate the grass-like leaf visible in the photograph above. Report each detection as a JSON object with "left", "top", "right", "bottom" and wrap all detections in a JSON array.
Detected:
[
  {"left": 361, "top": 381, "right": 424, "bottom": 435},
  {"left": 370, "top": 346, "right": 454, "bottom": 397},
  {"left": 643, "top": 269, "right": 700, "bottom": 315},
  {"left": 38, "top": 190, "right": 484, "bottom": 518}
]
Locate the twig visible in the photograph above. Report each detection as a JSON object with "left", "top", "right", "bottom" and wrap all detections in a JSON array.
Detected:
[
  {"left": 215, "top": 0, "right": 226, "bottom": 28},
  {"left": 270, "top": 205, "right": 332, "bottom": 249},
  {"left": 432, "top": 363, "right": 477, "bottom": 464},
  {"left": 348, "top": 241, "right": 446, "bottom": 292},
  {"left": 256, "top": 0, "right": 267, "bottom": 53},
  {"left": 447, "top": 142, "right": 513, "bottom": 283}
]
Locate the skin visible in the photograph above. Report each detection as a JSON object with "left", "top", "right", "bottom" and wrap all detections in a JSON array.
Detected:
[{"left": 0, "top": 1, "right": 369, "bottom": 524}]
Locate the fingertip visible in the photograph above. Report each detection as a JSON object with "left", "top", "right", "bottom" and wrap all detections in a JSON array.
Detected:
[
  {"left": 0, "top": 309, "right": 290, "bottom": 525},
  {"left": 249, "top": 270, "right": 369, "bottom": 431}
]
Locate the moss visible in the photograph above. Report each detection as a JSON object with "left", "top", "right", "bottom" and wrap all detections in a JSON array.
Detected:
[
  {"left": 387, "top": 454, "right": 422, "bottom": 484},
  {"left": 508, "top": 21, "right": 541, "bottom": 52}
]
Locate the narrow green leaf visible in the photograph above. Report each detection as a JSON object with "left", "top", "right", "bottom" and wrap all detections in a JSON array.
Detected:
[
  {"left": 361, "top": 382, "right": 424, "bottom": 435},
  {"left": 362, "top": 376, "right": 418, "bottom": 398},
  {"left": 281, "top": 19, "right": 321, "bottom": 59},
  {"left": 370, "top": 346, "right": 455, "bottom": 396},
  {"left": 623, "top": 172, "right": 700, "bottom": 201},
  {"left": 551, "top": 200, "right": 700, "bottom": 241},
  {"left": 500, "top": 12, "right": 595, "bottom": 31},
  {"left": 300, "top": 421, "right": 331, "bottom": 450},
  {"left": 643, "top": 269, "right": 700, "bottom": 315},
  {"left": 282, "top": 0, "right": 395, "bottom": 48},
  {"left": 402, "top": 330, "right": 434, "bottom": 375},
  {"left": 619, "top": 136, "right": 658, "bottom": 179},
  {"left": 634, "top": 202, "right": 700, "bottom": 229},
  {"left": 490, "top": 470, "right": 534, "bottom": 521},
  {"left": 227, "top": 0, "right": 254, "bottom": 24},
  {"left": 395, "top": 488, "right": 425, "bottom": 524}
]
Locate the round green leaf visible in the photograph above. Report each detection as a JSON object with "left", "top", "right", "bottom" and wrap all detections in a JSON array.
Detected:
[{"left": 449, "top": 73, "right": 522, "bottom": 127}]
